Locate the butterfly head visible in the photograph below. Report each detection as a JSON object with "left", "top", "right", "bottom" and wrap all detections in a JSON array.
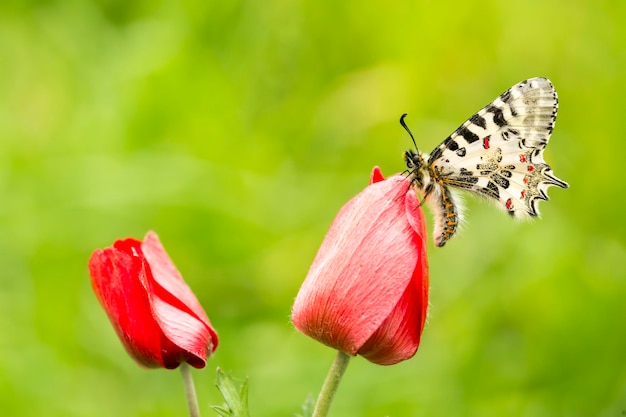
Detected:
[
  {"left": 404, "top": 149, "right": 423, "bottom": 171},
  {"left": 403, "top": 149, "right": 427, "bottom": 188}
]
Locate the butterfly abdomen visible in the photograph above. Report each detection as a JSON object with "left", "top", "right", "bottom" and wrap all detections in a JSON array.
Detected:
[{"left": 424, "top": 180, "right": 463, "bottom": 247}]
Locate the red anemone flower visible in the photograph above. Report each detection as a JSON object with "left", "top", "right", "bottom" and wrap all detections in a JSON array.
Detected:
[
  {"left": 292, "top": 167, "right": 429, "bottom": 365},
  {"left": 89, "top": 231, "right": 218, "bottom": 369}
]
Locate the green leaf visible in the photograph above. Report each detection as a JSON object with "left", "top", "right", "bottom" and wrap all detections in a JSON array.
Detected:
[
  {"left": 211, "top": 368, "right": 250, "bottom": 417},
  {"left": 294, "top": 394, "right": 314, "bottom": 417}
]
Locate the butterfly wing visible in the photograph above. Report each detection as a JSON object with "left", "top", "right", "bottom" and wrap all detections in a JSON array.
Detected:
[{"left": 427, "top": 77, "right": 568, "bottom": 218}]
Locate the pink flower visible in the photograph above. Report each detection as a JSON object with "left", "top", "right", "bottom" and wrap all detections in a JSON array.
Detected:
[
  {"left": 292, "top": 167, "right": 429, "bottom": 365},
  {"left": 89, "top": 231, "right": 218, "bottom": 369}
]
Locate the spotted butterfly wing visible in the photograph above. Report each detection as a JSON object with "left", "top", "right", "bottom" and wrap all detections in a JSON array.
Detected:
[{"left": 404, "top": 77, "right": 568, "bottom": 247}]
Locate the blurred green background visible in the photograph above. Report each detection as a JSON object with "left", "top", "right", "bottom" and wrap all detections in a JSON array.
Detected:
[{"left": 1, "top": 0, "right": 624, "bottom": 416}]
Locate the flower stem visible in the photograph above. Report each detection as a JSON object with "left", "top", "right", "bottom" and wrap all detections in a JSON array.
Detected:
[
  {"left": 312, "top": 350, "right": 351, "bottom": 417},
  {"left": 180, "top": 363, "right": 201, "bottom": 417}
]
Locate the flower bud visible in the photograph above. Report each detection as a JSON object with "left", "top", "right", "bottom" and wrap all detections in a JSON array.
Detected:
[
  {"left": 292, "top": 168, "right": 429, "bottom": 365},
  {"left": 89, "top": 231, "right": 218, "bottom": 369}
]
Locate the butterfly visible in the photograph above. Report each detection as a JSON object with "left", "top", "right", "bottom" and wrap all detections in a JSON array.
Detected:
[{"left": 402, "top": 77, "right": 568, "bottom": 247}]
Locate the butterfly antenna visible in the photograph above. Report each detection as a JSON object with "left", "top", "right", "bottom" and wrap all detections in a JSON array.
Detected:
[{"left": 399, "top": 113, "right": 418, "bottom": 152}]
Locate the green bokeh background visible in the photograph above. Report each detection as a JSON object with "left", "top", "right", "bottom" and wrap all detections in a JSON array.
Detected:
[{"left": 1, "top": 1, "right": 624, "bottom": 416}]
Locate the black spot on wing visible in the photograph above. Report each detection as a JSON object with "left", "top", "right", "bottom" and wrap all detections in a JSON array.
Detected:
[
  {"left": 450, "top": 176, "right": 479, "bottom": 186},
  {"left": 446, "top": 139, "right": 459, "bottom": 151},
  {"left": 469, "top": 113, "right": 487, "bottom": 129},
  {"left": 484, "top": 181, "right": 500, "bottom": 199},
  {"left": 456, "top": 147, "right": 466, "bottom": 157},
  {"left": 429, "top": 145, "right": 444, "bottom": 162},
  {"left": 456, "top": 126, "right": 479, "bottom": 144},
  {"left": 500, "top": 89, "right": 512, "bottom": 103},
  {"left": 486, "top": 104, "right": 507, "bottom": 127},
  {"left": 527, "top": 200, "right": 539, "bottom": 217},
  {"left": 491, "top": 173, "right": 510, "bottom": 189}
]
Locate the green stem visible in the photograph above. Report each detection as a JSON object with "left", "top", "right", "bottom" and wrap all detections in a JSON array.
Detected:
[
  {"left": 312, "top": 350, "right": 351, "bottom": 417},
  {"left": 180, "top": 363, "right": 201, "bottom": 417}
]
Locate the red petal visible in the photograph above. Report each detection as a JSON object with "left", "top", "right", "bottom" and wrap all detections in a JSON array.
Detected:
[
  {"left": 141, "top": 232, "right": 218, "bottom": 369},
  {"left": 358, "top": 198, "right": 429, "bottom": 364},
  {"left": 141, "top": 232, "right": 212, "bottom": 328},
  {"left": 369, "top": 166, "right": 386, "bottom": 184},
  {"left": 89, "top": 245, "right": 165, "bottom": 368}
]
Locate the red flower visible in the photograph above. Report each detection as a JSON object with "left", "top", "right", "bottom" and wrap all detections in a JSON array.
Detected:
[
  {"left": 89, "top": 231, "right": 218, "bottom": 369},
  {"left": 292, "top": 167, "right": 429, "bottom": 365}
]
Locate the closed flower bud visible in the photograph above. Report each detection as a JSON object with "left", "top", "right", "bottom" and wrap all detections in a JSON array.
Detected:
[
  {"left": 89, "top": 231, "right": 218, "bottom": 369},
  {"left": 292, "top": 167, "right": 429, "bottom": 365}
]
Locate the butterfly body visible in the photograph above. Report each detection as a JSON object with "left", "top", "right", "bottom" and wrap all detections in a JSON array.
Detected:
[{"left": 404, "top": 77, "right": 568, "bottom": 247}]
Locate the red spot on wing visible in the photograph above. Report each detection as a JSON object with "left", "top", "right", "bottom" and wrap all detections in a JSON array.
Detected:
[
  {"left": 527, "top": 165, "right": 535, "bottom": 172},
  {"left": 482, "top": 136, "right": 490, "bottom": 149},
  {"left": 505, "top": 198, "right": 513, "bottom": 210},
  {"left": 519, "top": 154, "right": 527, "bottom": 163},
  {"left": 523, "top": 176, "right": 529, "bottom": 185},
  {"left": 520, "top": 190, "right": 526, "bottom": 199}
]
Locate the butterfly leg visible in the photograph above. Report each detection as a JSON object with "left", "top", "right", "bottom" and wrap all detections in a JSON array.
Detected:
[{"left": 415, "top": 183, "right": 434, "bottom": 209}]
